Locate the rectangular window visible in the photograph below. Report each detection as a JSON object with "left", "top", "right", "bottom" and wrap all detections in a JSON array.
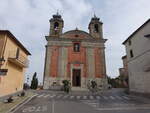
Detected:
[
  {"left": 16, "top": 48, "right": 20, "bottom": 59},
  {"left": 74, "top": 43, "right": 80, "bottom": 52},
  {"left": 130, "top": 50, "right": 134, "bottom": 58}
]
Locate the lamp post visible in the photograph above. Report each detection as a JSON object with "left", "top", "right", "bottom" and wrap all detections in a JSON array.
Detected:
[
  {"left": 27, "top": 76, "right": 29, "bottom": 84},
  {"left": 0, "top": 56, "right": 6, "bottom": 76},
  {"left": 0, "top": 56, "right": 5, "bottom": 69}
]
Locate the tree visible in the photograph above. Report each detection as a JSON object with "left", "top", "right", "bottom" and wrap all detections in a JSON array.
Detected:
[
  {"left": 30, "top": 72, "right": 38, "bottom": 89},
  {"left": 107, "top": 76, "right": 118, "bottom": 88}
]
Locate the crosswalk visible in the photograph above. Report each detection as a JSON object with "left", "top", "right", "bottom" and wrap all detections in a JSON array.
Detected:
[
  {"left": 36, "top": 94, "right": 130, "bottom": 101},
  {"left": 80, "top": 99, "right": 140, "bottom": 111},
  {"left": 81, "top": 100, "right": 100, "bottom": 108}
]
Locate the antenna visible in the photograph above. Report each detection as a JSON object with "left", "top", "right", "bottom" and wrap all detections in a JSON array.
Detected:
[
  {"left": 56, "top": 9, "right": 59, "bottom": 15},
  {"left": 75, "top": 27, "right": 78, "bottom": 30},
  {"left": 94, "top": 13, "right": 97, "bottom": 18},
  {"left": 92, "top": 7, "right": 96, "bottom": 18}
]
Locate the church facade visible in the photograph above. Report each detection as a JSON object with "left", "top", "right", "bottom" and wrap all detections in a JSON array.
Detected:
[{"left": 43, "top": 13, "right": 108, "bottom": 90}]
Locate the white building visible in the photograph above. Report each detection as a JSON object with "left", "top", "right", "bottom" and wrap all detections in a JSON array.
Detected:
[{"left": 123, "top": 19, "right": 150, "bottom": 94}]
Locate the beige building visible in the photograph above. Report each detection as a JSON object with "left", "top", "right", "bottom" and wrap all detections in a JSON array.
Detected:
[
  {"left": 123, "top": 19, "right": 150, "bottom": 94},
  {"left": 0, "top": 30, "right": 31, "bottom": 97},
  {"left": 118, "top": 55, "right": 128, "bottom": 87}
]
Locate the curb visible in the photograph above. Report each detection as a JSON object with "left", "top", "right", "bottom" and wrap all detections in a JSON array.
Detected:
[{"left": 7, "top": 94, "right": 38, "bottom": 113}]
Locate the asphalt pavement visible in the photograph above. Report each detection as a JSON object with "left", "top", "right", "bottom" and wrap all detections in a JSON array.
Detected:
[{"left": 11, "top": 89, "right": 150, "bottom": 113}]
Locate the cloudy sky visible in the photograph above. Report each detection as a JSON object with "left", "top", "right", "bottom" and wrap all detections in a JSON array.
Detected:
[{"left": 0, "top": 0, "right": 150, "bottom": 84}]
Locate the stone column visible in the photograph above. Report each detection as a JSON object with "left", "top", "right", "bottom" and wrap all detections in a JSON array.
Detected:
[{"left": 43, "top": 46, "right": 52, "bottom": 89}]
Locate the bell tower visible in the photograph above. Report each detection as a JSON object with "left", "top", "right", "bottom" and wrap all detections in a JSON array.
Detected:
[
  {"left": 88, "top": 14, "right": 103, "bottom": 38},
  {"left": 49, "top": 12, "right": 64, "bottom": 36}
]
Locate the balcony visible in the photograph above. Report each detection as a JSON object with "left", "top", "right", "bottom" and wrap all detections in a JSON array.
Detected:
[{"left": 8, "top": 51, "right": 29, "bottom": 68}]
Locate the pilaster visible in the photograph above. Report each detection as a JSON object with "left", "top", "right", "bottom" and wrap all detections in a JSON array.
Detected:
[
  {"left": 86, "top": 48, "right": 95, "bottom": 78},
  {"left": 58, "top": 47, "right": 68, "bottom": 79},
  {"left": 43, "top": 46, "right": 52, "bottom": 89}
]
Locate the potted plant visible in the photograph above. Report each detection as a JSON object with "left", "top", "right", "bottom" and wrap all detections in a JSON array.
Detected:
[{"left": 62, "top": 80, "right": 70, "bottom": 93}]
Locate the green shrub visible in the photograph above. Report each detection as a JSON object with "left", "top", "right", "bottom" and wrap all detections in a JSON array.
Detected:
[{"left": 62, "top": 80, "right": 70, "bottom": 93}]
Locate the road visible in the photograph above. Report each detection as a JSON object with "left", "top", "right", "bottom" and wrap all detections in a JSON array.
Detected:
[{"left": 12, "top": 89, "right": 150, "bottom": 113}]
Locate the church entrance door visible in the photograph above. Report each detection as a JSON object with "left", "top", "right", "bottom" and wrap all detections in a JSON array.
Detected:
[{"left": 72, "top": 69, "right": 81, "bottom": 87}]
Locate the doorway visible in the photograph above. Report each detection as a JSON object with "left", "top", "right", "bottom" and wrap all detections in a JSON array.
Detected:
[{"left": 72, "top": 69, "right": 81, "bottom": 87}]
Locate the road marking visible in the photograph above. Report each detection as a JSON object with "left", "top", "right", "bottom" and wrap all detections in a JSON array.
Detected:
[
  {"left": 97, "top": 106, "right": 150, "bottom": 111},
  {"left": 63, "top": 95, "right": 69, "bottom": 99},
  {"left": 89, "top": 102, "right": 98, "bottom": 105},
  {"left": 122, "top": 96, "right": 130, "bottom": 100},
  {"left": 89, "top": 96, "right": 94, "bottom": 99},
  {"left": 37, "top": 94, "right": 44, "bottom": 98},
  {"left": 52, "top": 100, "right": 55, "bottom": 113},
  {"left": 10, "top": 94, "right": 38, "bottom": 113},
  {"left": 96, "top": 96, "right": 100, "bottom": 99},
  {"left": 43, "top": 94, "right": 50, "bottom": 98},
  {"left": 80, "top": 100, "right": 92, "bottom": 104},
  {"left": 103, "top": 96, "right": 108, "bottom": 100},
  {"left": 77, "top": 96, "right": 81, "bottom": 99},
  {"left": 22, "top": 106, "right": 47, "bottom": 112},
  {"left": 50, "top": 95, "right": 56, "bottom": 98},
  {"left": 83, "top": 96, "right": 87, "bottom": 99},
  {"left": 109, "top": 96, "right": 115, "bottom": 100},
  {"left": 36, "top": 106, "right": 40, "bottom": 112},
  {"left": 115, "top": 96, "right": 122, "bottom": 100},
  {"left": 88, "top": 102, "right": 98, "bottom": 107},
  {"left": 83, "top": 100, "right": 92, "bottom": 103},
  {"left": 56, "top": 95, "right": 63, "bottom": 98},
  {"left": 70, "top": 95, "right": 74, "bottom": 99},
  {"left": 84, "top": 100, "right": 99, "bottom": 108}
]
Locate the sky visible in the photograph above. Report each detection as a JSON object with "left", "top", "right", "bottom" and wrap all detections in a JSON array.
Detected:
[{"left": 0, "top": 0, "right": 150, "bottom": 84}]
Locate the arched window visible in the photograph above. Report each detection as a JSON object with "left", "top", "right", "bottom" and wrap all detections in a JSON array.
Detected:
[
  {"left": 94, "top": 24, "right": 99, "bottom": 32},
  {"left": 54, "top": 22, "right": 59, "bottom": 35},
  {"left": 54, "top": 22, "right": 59, "bottom": 29},
  {"left": 74, "top": 43, "right": 80, "bottom": 52}
]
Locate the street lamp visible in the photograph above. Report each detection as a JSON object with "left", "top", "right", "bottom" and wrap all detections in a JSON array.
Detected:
[
  {"left": 0, "top": 56, "right": 5, "bottom": 69},
  {"left": 27, "top": 76, "right": 29, "bottom": 84},
  {"left": 0, "top": 56, "right": 7, "bottom": 75}
]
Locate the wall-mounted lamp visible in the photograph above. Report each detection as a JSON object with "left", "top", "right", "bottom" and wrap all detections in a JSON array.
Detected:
[
  {"left": 0, "top": 56, "right": 5, "bottom": 66},
  {"left": 0, "top": 56, "right": 7, "bottom": 75}
]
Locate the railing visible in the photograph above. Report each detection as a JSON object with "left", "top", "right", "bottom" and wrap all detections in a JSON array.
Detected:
[{"left": 8, "top": 50, "right": 29, "bottom": 67}]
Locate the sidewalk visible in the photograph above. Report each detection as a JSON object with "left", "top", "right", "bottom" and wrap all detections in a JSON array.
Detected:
[{"left": 0, "top": 91, "right": 35, "bottom": 113}]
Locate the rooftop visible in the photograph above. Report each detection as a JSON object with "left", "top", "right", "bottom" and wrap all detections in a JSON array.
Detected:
[
  {"left": 0, "top": 30, "right": 31, "bottom": 55},
  {"left": 122, "top": 19, "right": 150, "bottom": 45}
]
